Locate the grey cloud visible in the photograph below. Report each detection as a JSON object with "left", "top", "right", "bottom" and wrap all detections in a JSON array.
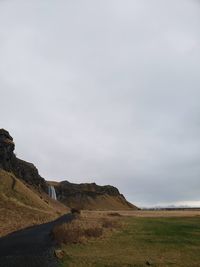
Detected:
[{"left": 0, "top": 0, "right": 200, "bottom": 207}]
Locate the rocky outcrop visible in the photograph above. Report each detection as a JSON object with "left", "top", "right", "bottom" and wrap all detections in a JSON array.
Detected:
[
  {"left": 0, "top": 129, "right": 47, "bottom": 192},
  {"left": 0, "top": 129, "right": 137, "bottom": 210},
  {"left": 0, "top": 129, "right": 15, "bottom": 171},
  {"left": 58, "top": 181, "right": 121, "bottom": 197},
  {"left": 50, "top": 181, "right": 137, "bottom": 210}
]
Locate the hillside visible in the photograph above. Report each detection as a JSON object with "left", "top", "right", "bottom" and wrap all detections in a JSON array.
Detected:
[
  {"left": 0, "top": 128, "right": 137, "bottom": 236},
  {"left": 49, "top": 181, "right": 137, "bottom": 210},
  {"left": 0, "top": 129, "right": 68, "bottom": 236},
  {"left": 0, "top": 169, "right": 68, "bottom": 236},
  {"left": 0, "top": 129, "right": 47, "bottom": 191}
]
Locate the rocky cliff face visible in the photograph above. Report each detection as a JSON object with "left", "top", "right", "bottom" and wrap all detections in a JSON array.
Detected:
[
  {"left": 0, "top": 129, "right": 15, "bottom": 171},
  {"left": 50, "top": 181, "right": 137, "bottom": 210},
  {"left": 58, "top": 181, "right": 121, "bottom": 197},
  {"left": 0, "top": 129, "right": 47, "bottom": 192},
  {"left": 0, "top": 129, "right": 137, "bottom": 210}
]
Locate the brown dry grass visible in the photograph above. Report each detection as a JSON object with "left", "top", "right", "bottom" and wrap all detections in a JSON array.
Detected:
[
  {"left": 60, "top": 193, "right": 137, "bottom": 211},
  {"left": 84, "top": 227, "right": 103, "bottom": 238},
  {"left": 101, "top": 217, "right": 119, "bottom": 228},
  {"left": 82, "top": 209, "right": 200, "bottom": 218},
  {"left": 61, "top": 216, "right": 200, "bottom": 267},
  {"left": 107, "top": 212, "right": 122, "bottom": 217},
  {"left": 52, "top": 213, "right": 120, "bottom": 245},
  {"left": 0, "top": 169, "right": 68, "bottom": 237}
]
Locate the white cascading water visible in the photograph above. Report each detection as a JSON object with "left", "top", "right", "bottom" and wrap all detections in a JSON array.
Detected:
[{"left": 48, "top": 185, "right": 57, "bottom": 200}]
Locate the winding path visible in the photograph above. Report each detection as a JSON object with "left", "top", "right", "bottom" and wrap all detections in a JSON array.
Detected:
[{"left": 0, "top": 214, "right": 73, "bottom": 267}]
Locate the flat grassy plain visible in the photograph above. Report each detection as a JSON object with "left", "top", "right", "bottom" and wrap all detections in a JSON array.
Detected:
[{"left": 60, "top": 212, "right": 200, "bottom": 267}]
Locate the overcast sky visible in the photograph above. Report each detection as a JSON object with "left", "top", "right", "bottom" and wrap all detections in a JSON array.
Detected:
[{"left": 0, "top": 0, "right": 200, "bottom": 207}]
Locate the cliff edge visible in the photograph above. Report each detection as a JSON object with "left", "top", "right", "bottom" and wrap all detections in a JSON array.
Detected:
[{"left": 49, "top": 181, "right": 137, "bottom": 210}]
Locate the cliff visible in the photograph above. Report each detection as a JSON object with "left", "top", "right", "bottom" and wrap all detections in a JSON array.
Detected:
[
  {"left": 0, "top": 129, "right": 47, "bottom": 192},
  {"left": 0, "top": 129, "right": 137, "bottom": 212},
  {"left": 49, "top": 181, "right": 137, "bottom": 210},
  {"left": 0, "top": 129, "right": 68, "bottom": 236}
]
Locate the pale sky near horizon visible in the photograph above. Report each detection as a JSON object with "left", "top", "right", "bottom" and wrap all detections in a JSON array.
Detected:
[{"left": 0, "top": 0, "right": 200, "bottom": 207}]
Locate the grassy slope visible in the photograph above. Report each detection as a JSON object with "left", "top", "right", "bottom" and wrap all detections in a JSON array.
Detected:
[
  {"left": 0, "top": 169, "right": 68, "bottom": 236},
  {"left": 48, "top": 181, "right": 138, "bottom": 211},
  {"left": 49, "top": 181, "right": 137, "bottom": 211},
  {"left": 64, "top": 194, "right": 136, "bottom": 211},
  {"left": 61, "top": 216, "right": 200, "bottom": 267}
]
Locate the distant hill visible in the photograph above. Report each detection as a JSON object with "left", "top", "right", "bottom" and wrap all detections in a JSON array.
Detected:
[{"left": 48, "top": 181, "right": 137, "bottom": 210}]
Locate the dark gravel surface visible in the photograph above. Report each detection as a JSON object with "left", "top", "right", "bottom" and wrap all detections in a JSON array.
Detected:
[{"left": 0, "top": 214, "right": 74, "bottom": 267}]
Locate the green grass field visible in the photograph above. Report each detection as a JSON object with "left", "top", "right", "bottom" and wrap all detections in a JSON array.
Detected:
[{"left": 60, "top": 216, "right": 200, "bottom": 267}]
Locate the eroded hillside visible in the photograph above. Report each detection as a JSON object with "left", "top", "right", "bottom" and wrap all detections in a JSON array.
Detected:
[
  {"left": 49, "top": 181, "right": 137, "bottom": 210},
  {"left": 0, "top": 128, "right": 137, "bottom": 236}
]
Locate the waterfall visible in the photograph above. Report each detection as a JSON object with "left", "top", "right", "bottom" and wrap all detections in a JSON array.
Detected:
[{"left": 48, "top": 185, "right": 57, "bottom": 200}]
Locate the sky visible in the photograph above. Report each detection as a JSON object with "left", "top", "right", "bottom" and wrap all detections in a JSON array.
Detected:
[{"left": 0, "top": 0, "right": 200, "bottom": 207}]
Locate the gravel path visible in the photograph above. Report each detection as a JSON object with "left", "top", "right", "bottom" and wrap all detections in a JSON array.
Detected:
[{"left": 0, "top": 214, "right": 73, "bottom": 267}]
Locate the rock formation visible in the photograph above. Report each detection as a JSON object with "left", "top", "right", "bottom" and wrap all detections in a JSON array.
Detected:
[
  {"left": 0, "top": 129, "right": 137, "bottom": 210},
  {"left": 0, "top": 129, "right": 15, "bottom": 171},
  {"left": 0, "top": 129, "right": 47, "bottom": 192},
  {"left": 50, "top": 181, "right": 137, "bottom": 210}
]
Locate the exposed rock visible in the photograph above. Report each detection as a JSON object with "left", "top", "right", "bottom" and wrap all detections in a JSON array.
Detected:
[
  {"left": 0, "top": 129, "right": 137, "bottom": 210},
  {"left": 58, "top": 181, "right": 121, "bottom": 197},
  {"left": 0, "top": 129, "right": 47, "bottom": 192},
  {"left": 54, "top": 249, "right": 65, "bottom": 259},
  {"left": 146, "top": 260, "right": 153, "bottom": 266},
  {"left": 50, "top": 181, "right": 137, "bottom": 210},
  {"left": 11, "top": 158, "right": 47, "bottom": 192},
  {"left": 0, "top": 129, "right": 15, "bottom": 171},
  {"left": 71, "top": 208, "right": 81, "bottom": 215}
]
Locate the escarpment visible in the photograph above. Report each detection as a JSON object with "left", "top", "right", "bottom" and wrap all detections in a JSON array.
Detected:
[
  {"left": 0, "top": 129, "right": 15, "bottom": 171},
  {"left": 0, "top": 129, "right": 47, "bottom": 192},
  {"left": 49, "top": 181, "right": 138, "bottom": 210},
  {"left": 0, "top": 129, "right": 137, "bottom": 211},
  {"left": 0, "top": 129, "right": 68, "bottom": 236}
]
